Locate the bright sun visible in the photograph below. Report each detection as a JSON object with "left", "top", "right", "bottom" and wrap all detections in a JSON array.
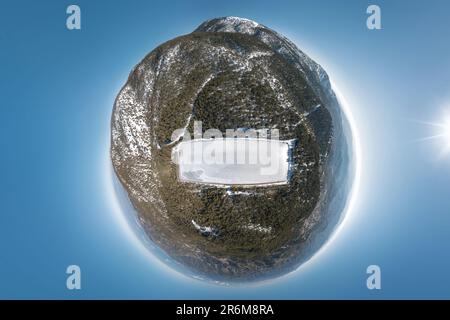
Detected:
[
  {"left": 438, "top": 115, "right": 450, "bottom": 152},
  {"left": 444, "top": 118, "right": 450, "bottom": 143},
  {"left": 416, "top": 111, "right": 450, "bottom": 157}
]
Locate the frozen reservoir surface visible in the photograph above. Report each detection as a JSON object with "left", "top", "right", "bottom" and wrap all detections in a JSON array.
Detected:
[{"left": 172, "top": 138, "right": 293, "bottom": 186}]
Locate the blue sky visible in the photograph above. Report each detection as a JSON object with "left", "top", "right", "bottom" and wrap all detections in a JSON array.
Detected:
[{"left": 1, "top": 0, "right": 449, "bottom": 299}]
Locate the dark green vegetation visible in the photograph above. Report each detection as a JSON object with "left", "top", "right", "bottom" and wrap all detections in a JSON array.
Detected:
[{"left": 112, "top": 20, "right": 336, "bottom": 281}]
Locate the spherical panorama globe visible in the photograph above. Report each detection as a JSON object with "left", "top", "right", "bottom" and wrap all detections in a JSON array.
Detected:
[{"left": 110, "top": 17, "right": 357, "bottom": 284}]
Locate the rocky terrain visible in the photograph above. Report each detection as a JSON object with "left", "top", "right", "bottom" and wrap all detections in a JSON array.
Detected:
[{"left": 111, "top": 17, "right": 352, "bottom": 282}]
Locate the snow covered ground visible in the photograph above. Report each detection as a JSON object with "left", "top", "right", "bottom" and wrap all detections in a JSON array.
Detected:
[{"left": 172, "top": 138, "right": 293, "bottom": 186}]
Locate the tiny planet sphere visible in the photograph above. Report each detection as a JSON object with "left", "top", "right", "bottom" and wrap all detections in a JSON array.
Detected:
[{"left": 111, "top": 17, "right": 355, "bottom": 283}]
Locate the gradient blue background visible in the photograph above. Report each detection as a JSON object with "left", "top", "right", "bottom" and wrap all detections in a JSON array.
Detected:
[{"left": 1, "top": 0, "right": 449, "bottom": 299}]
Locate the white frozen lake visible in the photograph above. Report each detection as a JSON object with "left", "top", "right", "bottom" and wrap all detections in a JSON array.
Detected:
[{"left": 172, "top": 138, "right": 293, "bottom": 186}]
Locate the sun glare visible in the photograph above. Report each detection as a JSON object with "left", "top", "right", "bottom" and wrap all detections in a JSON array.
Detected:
[
  {"left": 444, "top": 117, "right": 450, "bottom": 145},
  {"left": 415, "top": 110, "right": 450, "bottom": 157}
]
